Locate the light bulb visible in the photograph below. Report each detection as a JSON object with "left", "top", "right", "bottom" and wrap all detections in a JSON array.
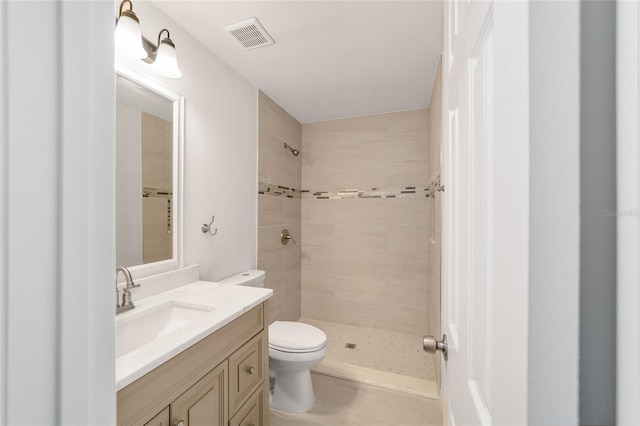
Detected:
[
  {"left": 151, "top": 33, "right": 182, "bottom": 79},
  {"left": 115, "top": 2, "right": 147, "bottom": 60}
]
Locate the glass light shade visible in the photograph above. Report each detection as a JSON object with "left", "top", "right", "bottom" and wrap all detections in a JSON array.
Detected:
[
  {"left": 115, "top": 14, "right": 147, "bottom": 60},
  {"left": 151, "top": 41, "right": 183, "bottom": 79}
]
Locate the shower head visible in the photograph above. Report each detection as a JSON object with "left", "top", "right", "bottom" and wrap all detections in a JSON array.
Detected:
[{"left": 283, "top": 142, "right": 300, "bottom": 157}]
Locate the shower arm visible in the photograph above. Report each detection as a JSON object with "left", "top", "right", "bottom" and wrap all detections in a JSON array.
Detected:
[{"left": 283, "top": 142, "right": 300, "bottom": 156}]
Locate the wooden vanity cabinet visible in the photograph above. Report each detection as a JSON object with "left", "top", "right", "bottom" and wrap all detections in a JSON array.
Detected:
[
  {"left": 170, "top": 361, "right": 228, "bottom": 426},
  {"left": 118, "top": 302, "right": 270, "bottom": 426},
  {"left": 144, "top": 407, "right": 169, "bottom": 426}
]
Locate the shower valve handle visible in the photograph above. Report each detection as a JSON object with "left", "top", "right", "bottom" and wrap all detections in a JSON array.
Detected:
[{"left": 281, "top": 229, "right": 296, "bottom": 245}]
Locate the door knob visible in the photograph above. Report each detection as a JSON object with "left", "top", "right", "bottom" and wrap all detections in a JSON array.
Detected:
[{"left": 423, "top": 334, "right": 448, "bottom": 361}]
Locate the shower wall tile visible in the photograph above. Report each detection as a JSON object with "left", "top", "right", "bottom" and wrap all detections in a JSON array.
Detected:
[
  {"left": 257, "top": 226, "right": 275, "bottom": 261},
  {"left": 359, "top": 300, "right": 416, "bottom": 333},
  {"left": 359, "top": 250, "right": 417, "bottom": 281},
  {"left": 303, "top": 198, "right": 360, "bottom": 224},
  {"left": 428, "top": 62, "right": 443, "bottom": 185},
  {"left": 258, "top": 194, "right": 284, "bottom": 226},
  {"left": 258, "top": 91, "right": 302, "bottom": 324},
  {"left": 306, "top": 248, "right": 360, "bottom": 275},
  {"left": 387, "top": 224, "right": 429, "bottom": 256},
  {"left": 387, "top": 108, "right": 430, "bottom": 133},
  {"left": 359, "top": 198, "right": 425, "bottom": 226},
  {"left": 301, "top": 109, "right": 431, "bottom": 336},
  {"left": 259, "top": 91, "right": 301, "bottom": 191}
]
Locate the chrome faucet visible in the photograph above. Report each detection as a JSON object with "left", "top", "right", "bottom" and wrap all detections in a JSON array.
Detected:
[{"left": 116, "top": 266, "right": 140, "bottom": 315}]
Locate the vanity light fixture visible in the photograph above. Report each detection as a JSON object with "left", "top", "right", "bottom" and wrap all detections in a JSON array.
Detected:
[
  {"left": 149, "top": 29, "right": 183, "bottom": 79},
  {"left": 114, "top": 0, "right": 183, "bottom": 79},
  {"left": 114, "top": 0, "right": 147, "bottom": 59}
]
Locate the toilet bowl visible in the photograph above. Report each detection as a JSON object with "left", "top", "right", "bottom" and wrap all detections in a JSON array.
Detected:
[
  {"left": 218, "top": 270, "right": 328, "bottom": 413},
  {"left": 268, "top": 321, "right": 327, "bottom": 413}
]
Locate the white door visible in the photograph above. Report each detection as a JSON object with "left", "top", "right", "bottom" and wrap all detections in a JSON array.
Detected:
[
  {"left": 441, "top": 1, "right": 530, "bottom": 424},
  {"left": 616, "top": 1, "right": 640, "bottom": 424}
]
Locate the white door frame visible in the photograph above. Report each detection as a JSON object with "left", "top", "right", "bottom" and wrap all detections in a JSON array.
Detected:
[
  {"left": 0, "top": 2, "right": 116, "bottom": 424},
  {"left": 616, "top": 1, "right": 640, "bottom": 424}
]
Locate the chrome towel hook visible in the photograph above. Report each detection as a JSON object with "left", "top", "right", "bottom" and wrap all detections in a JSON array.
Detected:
[{"left": 201, "top": 215, "right": 218, "bottom": 236}]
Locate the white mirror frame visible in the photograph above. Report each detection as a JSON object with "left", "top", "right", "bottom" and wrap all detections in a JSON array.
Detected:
[{"left": 115, "top": 63, "right": 184, "bottom": 279}]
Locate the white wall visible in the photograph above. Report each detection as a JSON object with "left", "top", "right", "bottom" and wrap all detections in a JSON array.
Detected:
[{"left": 116, "top": 0, "right": 258, "bottom": 281}]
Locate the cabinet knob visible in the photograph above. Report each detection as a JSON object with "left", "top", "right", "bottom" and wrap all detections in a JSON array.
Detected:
[
  {"left": 174, "top": 421, "right": 184, "bottom": 426},
  {"left": 247, "top": 366, "right": 255, "bottom": 375}
]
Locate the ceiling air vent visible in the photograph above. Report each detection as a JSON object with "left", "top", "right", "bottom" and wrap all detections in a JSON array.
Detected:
[{"left": 224, "top": 17, "right": 274, "bottom": 50}]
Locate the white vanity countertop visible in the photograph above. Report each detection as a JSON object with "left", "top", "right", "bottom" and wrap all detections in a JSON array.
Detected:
[{"left": 116, "top": 281, "right": 272, "bottom": 391}]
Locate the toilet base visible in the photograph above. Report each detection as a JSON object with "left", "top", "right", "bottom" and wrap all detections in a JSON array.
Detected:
[{"left": 269, "top": 368, "right": 315, "bottom": 413}]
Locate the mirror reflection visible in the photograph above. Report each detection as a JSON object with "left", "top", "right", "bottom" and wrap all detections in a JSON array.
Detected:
[{"left": 116, "top": 74, "right": 174, "bottom": 267}]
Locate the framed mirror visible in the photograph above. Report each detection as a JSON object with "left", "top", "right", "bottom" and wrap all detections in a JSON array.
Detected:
[{"left": 115, "top": 63, "right": 184, "bottom": 278}]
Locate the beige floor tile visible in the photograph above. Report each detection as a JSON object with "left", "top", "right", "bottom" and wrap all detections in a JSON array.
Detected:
[{"left": 270, "top": 373, "right": 442, "bottom": 426}]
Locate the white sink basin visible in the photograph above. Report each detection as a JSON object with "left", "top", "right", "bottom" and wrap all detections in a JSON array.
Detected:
[{"left": 116, "top": 300, "right": 217, "bottom": 358}]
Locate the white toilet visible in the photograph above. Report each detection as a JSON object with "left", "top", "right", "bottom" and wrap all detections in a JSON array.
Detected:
[{"left": 219, "top": 270, "right": 328, "bottom": 414}]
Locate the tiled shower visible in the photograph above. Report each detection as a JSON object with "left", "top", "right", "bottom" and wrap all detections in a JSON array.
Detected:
[{"left": 258, "top": 59, "right": 442, "bottom": 388}]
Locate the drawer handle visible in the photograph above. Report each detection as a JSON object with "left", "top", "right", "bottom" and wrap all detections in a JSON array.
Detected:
[
  {"left": 174, "top": 421, "right": 184, "bottom": 426},
  {"left": 246, "top": 366, "right": 255, "bottom": 375}
]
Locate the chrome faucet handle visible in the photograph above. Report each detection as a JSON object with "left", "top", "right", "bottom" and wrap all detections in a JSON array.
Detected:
[{"left": 115, "top": 266, "right": 139, "bottom": 314}]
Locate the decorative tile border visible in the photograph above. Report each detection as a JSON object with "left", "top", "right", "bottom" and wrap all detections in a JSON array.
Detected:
[
  {"left": 302, "top": 186, "right": 430, "bottom": 200},
  {"left": 143, "top": 187, "right": 172, "bottom": 199},
  {"left": 258, "top": 181, "right": 302, "bottom": 199},
  {"left": 258, "top": 176, "right": 443, "bottom": 200}
]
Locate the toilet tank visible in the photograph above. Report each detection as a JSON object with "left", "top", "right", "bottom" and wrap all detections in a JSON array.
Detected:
[{"left": 218, "top": 269, "right": 266, "bottom": 288}]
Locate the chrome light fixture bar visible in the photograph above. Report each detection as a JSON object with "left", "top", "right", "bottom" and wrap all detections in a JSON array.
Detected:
[{"left": 115, "top": 0, "right": 183, "bottom": 79}]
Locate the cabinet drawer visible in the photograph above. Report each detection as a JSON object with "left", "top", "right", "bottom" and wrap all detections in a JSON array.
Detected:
[
  {"left": 229, "top": 332, "right": 265, "bottom": 414},
  {"left": 229, "top": 388, "right": 266, "bottom": 426}
]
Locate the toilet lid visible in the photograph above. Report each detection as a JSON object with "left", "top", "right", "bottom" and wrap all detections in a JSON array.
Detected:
[{"left": 269, "top": 321, "right": 327, "bottom": 352}]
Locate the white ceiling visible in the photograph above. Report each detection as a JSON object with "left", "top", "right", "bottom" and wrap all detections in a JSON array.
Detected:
[{"left": 153, "top": 1, "right": 443, "bottom": 123}]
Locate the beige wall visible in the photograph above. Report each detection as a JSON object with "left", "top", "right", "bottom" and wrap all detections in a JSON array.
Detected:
[
  {"left": 258, "top": 91, "right": 302, "bottom": 323},
  {"left": 301, "top": 110, "right": 431, "bottom": 335},
  {"left": 427, "top": 56, "right": 443, "bottom": 384}
]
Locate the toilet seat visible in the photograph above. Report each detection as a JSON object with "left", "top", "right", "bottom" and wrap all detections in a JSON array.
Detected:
[{"left": 269, "top": 321, "right": 327, "bottom": 353}]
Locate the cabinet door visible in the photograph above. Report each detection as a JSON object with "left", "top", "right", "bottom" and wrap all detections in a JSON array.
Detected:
[
  {"left": 171, "top": 361, "right": 228, "bottom": 426},
  {"left": 144, "top": 407, "right": 170, "bottom": 426}
]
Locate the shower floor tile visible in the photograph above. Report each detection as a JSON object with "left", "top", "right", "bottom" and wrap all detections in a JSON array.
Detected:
[{"left": 301, "top": 318, "right": 438, "bottom": 395}]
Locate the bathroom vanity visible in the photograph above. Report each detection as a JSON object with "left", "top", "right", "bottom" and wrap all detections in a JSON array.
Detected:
[{"left": 115, "top": 278, "right": 272, "bottom": 426}]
